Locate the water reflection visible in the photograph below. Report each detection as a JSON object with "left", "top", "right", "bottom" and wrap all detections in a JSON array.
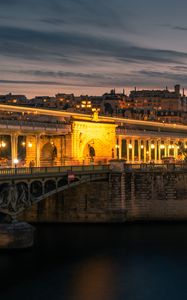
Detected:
[
  {"left": 69, "top": 257, "right": 116, "bottom": 300},
  {"left": 1, "top": 224, "right": 187, "bottom": 300}
]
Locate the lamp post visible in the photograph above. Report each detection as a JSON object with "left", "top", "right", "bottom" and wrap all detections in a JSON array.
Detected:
[{"left": 13, "top": 158, "right": 19, "bottom": 168}]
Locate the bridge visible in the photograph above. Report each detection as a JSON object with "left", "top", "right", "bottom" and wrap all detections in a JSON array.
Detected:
[
  {"left": 1, "top": 160, "right": 187, "bottom": 248},
  {"left": 0, "top": 164, "right": 110, "bottom": 217},
  {"left": 1, "top": 104, "right": 187, "bottom": 248},
  {"left": 0, "top": 104, "right": 186, "bottom": 168},
  {"left": 1, "top": 160, "right": 187, "bottom": 218}
]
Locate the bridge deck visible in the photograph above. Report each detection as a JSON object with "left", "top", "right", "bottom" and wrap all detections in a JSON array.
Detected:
[
  {"left": 0, "top": 163, "right": 186, "bottom": 179},
  {"left": 0, "top": 164, "right": 110, "bottom": 179}
]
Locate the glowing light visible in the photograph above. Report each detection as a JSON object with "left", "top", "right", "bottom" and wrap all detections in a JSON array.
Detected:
[
  {"left": 22, "top": 141, "right": 26, "bottom": 146},
  {"left": 160, "top": 144, "right": 165, "bottom": 149},
  {"left": 129, "top": 144, "right": 132, "bottom": 149},
  {"left": 0, "top": 141, "right": 6, "bottom": 148},
  {"left": 28, "top": 142, "right": 32, "bottom": 148},
  {"left": 151, "top": 144, "right": 155, "bottom": 149},
  {"left": 141, "top": 145, "right": 144, "bottom": 149},
  {"left": 169, "top": 144, "right": 174, "bottom": 149},
  {"left": 13, "top": 158, "right": 19, "bottom": 164}
]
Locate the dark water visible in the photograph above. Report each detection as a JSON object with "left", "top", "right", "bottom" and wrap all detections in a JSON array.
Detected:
[{"left": 1, "top": 223, "right": 187, "bottom": 300}]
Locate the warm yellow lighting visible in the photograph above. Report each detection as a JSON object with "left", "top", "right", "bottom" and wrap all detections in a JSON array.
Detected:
[
  {"left": 151, "top": 144, "right": 155, "bottom": 149},
  {"left": 169, "top": 144, "right": 174, "bottom": 149},
  {"left": 115, "top": 144, "right": 119, "bottom": 149},
  {"left": 141, "top": 145, "right": 144, "bottom": 149},
  {"left": 177, "top": 146, "right": 180, "bottom": 149},
  {"left": 129, "top": 144, "right": 132, "bottom": 149},
  {"left": 22, "top": 141, "right": 26, "bottom": 147},
  {"left": 13, "top": 158, "right": 19, "bottom": 164},
  {"left": 1, "top": 141, "right": 6, "bottom": 148},
  {"left": 146, "top": 151, "right": 149, "bottom": 154},
  {"left": 160, "top": 144, "right": 165, "bottom": 149},
  {"left": 28, "top": 142, "right": 32, "bottom": 148}
]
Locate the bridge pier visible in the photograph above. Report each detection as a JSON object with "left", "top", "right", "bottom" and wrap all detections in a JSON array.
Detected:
[{"left": 108, "top": 160, "right": 127, "bottom": 221}]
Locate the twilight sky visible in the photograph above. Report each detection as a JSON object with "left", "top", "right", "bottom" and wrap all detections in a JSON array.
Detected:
[{"left": 1, "top": 0, "right": 187, "bottom": 97}]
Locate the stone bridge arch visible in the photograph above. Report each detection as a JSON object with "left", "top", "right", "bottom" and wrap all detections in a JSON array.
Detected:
[
  {"left": 0, "top": 168, "right": 109, "bottom": 217},
  {"left": 41, "top": 142, "right": 57, "bottom": 166},
  {"left": 72, "top": 121, "right": 117, "bottom": 164},
  {"left": 30, "top": 181, "right": 43, "bottom": 197}
]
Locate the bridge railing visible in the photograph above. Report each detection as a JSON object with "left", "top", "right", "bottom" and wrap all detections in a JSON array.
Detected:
[
  {"left": 0, "top": 164, "right": 110, "bottom": 176},
  {"left": 0, "top": 163, "right": 187, "bottom": 177},
  {"left": 123, "top": 163, "right": 187, "bottom": 171}
]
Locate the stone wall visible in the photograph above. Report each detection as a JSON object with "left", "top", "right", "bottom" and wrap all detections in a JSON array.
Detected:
[{"left": 124, "top": 171, "right": 187, "bottom": 221}]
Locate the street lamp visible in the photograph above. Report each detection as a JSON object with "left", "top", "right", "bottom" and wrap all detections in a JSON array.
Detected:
[{"left": 13, "top": 158, "right": 19, "bottom": 168}]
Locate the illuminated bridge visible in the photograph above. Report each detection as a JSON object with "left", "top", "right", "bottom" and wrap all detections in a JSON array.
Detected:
[
  {"left": 0, "top": 104, "right": 187, "bottom": 168},
  {"left": 1, "top": 105, "right": 187, "bottom": 248}
]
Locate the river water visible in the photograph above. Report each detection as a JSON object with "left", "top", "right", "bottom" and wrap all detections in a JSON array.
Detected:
[{"left": 1, "top": 223, "right": 187, "bottom": 300}]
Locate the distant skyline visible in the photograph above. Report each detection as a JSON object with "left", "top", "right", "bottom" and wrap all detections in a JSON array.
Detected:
[{"left": 1, "top": 0, "right": 187, "bottom": 97}]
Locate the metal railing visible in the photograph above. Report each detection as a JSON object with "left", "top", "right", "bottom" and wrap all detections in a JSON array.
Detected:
[
  {"left": 123, "top": 163, "right": 187, "bottom": 171},
  {"left": 0, "top": 163, "right": 187, "bottom": 177},
  {"left": 0, "top": 164, "right": 110, "bottom": 177}
]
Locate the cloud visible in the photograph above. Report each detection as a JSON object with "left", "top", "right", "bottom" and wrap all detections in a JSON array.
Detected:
[
  {"left": 1, "top": 25, "right": 187, "bottom": 66},
  {"left": 173, "top": 26, "right": 187, "bottom": 31},
  {"left": 0, "top": 79, "right": 63, "bottom": 85},
  {"left": 139, "top": 70, "right": 187, "bottom": 85},
  {"left": 1, "top": 0, "right": 187, "bottom": 95}
]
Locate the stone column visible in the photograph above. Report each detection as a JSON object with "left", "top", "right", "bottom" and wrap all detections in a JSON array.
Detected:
[
  {"left": 143, "top": 140, "right": 147, "bottom": 163},
  {"left": 132, "top": 139, "right": 135, "bottom": 163},
  {"left": 65, "top": 134, "right": 72, "bottom": 165},
  {"left": 36, "top": 134, "right": 41, "bottom": 167},
  {"left": 11, "top": 134, "right": 18, "bottom": 167},
  {"left": 148, "top": 140, "right": 151, "bottom": 162},
  {"left": 109, "top": 160, "right": 126, "bottom": 209},
  {"left": 127, "top": 139, "right": 130, "bottom": 163},
  {"left": 155, "top": 139, "right": 158, "bottom": 162},
  {"left": 158, "top": 140, "right": 161, "bottom": 163},
  {"left": 165, "top": 140, "right": 169, "bottom": 157},
  {"left": 138, "top": 139, "right": 141, "bottom": 162},
  {"left": 174, "top": 140, "right": 177, "bottom": 159},
  {"left": 118, "top": 136, "right": 122, "bottom": 159}
]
